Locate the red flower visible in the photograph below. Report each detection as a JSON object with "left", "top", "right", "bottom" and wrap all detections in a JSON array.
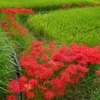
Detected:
[
  {"left": 60, "top": 71, "right": 70, "bottom": 83},
  {"left": 28, "top": 79, "right": 37, "bottom": 89},
  {"left": 18, "top": 42, "right": 100, "bottom": 99},
  {"left": 68, "top": 4, "right": 72, "bottom": 8},
  {"left": 61, "top": 4, "right": 67, "bottom": 9},
  {"left": 65, "top": 64, "right": 89, "bottom": 84},
  {"left": 91, "top": 3, "right": 97, "bottom": 6},
  {"left": 50, "top": 78, "right": 66, "bottom": 92},
  {"left": 3, "top": 8, "right": 35, "bottom": 15},
  {"left": 42, "top": 54, "right": 48, "bottom": 61},
  {"left": 26, "top": 92, "right": 35, "bottom": 99},
  {"left": 38, "top": 85, "right": 47, "bottom": 92},
  {"left": 61, "top": 4, "right": 72, "bottom": 9},
  {"left": 19, "top": 76, "right": 27, "bottom": 83},
  {"left": 44, "top": 91, "right": 54, "bottom": 99},
  {"left": 0, "top": 8, "right": 35, "bottom": 36},
  {"left": 8, "top": 80, "right": 20, "bottom": 93},
  {"left": 78, "top": 3, "right": 84, "bottom": 7},
  {"left": 0, "top": 8, "right": 4, "bottom": 12},
  {"left": 76, "top": 65, "right": 89, "bottom": 73},
  {"left": 96, "top": 70, "right": 100, "bottom": 78},
  {"left": 8, "top": 76, "right": 37, "bottom": 94},
  {"left": 7, "top": 95, "right": 16, "bottom": 100}
]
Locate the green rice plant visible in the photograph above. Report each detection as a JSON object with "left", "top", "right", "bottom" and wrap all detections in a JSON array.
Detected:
[
  {"left": 90, "top": 81, "right": 100, "bottom": 100},
  {"left": 0, "top": 0, "right": 99, "bottom": 11},
  {"left": 0, "top": 31, "right": 16, "bottom": 99},
  {"left": 27, "top": 6, "right": 100, "bottom": 47}
]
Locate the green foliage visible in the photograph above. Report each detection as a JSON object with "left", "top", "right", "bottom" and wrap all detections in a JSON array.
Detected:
[
  {"left": 11, "top": 33, "right": 35, "bottom": 57},
  {"left": 27, "top": 7, "right": 100, "bottom": 47},
  {"left": 64, "top": 64, "right": 100, "bottom": 100},
  {"left": 11, "top": 15, "right": 36, "bottom": 57},
  {"left": 90, "top": 82, "right": 100, "bottom": 100},
  {"left": 0, "top": 0, "right": 99, "bottom": 11},
  {"left": 0, "top": 31, "right": 15, "bottom": 99}
]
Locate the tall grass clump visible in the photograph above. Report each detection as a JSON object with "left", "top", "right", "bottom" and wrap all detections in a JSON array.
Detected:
[{"left": 0, "top": 32, "right": 15, "bottom": 99}]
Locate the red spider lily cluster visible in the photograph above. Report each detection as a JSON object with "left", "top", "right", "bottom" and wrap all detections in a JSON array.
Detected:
[
  {"left": 61, "top": 3, "right": 100, "bottom": 9},
  {"left": 91, "top": 3, "right": 100, "bottom": 6},
  {"left": 8, "top": 76, "right": 36, "bottom": 100},
  {"left": 3, "top": 8, "right": 34, "bottom": 15},
  {"left": 61, "top": 4, "right": 72, "bottom": 9},
  {"left": 7, "top": 95, "right": 16, "bottom": 100},
  {"left": 0, "top": 8, "right": 35, "bottom": 36},
  {"left": 8, "top": 41, "right": 100, "bottom": 100}
]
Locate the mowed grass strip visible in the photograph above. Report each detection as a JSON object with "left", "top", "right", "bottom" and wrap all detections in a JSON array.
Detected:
[
  {"left": 0, "top": 0, "right": 99, "bottom": 10},
  {"left": 27, "top": 7, "right": 100, "bottom": 46}
]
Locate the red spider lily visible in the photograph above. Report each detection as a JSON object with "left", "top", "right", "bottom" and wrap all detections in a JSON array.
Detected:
[
  {"left": 8, "top": 80, "right": 20, "bottom": 93},
  {"left": 44, "top": 91, "right": 54, "bottom": 100},
  {"left": 68, "top": 4, "right": 72, "bottom": 8},
  {"left": 66, "top": 64, "right": 89, "bottom": 84},
  {"left": 0, "top": 8, "right": 35, "bottom": 36},
  {"left": 8, "top": 76, "right": 37, "bottom": 99},
  {"left": 91, "top": 3, "right": 100, "bottom": 7},
  {"left": 52, "top": 43, "right": 100, "bottom": 64},
  {"left": 0, "top": 21, "right": 10, "bottom": 32},
  {"left": 78, "top": 3, "right": 84, "bottom": 7},
  {"left": 61, "top": 4, "right": 72, "bottom": 9},
  {"left": 7, "top": 95, "right": 16, "bottom": 100},
  {"left": 3, "top": 8, "right": 35, "bottom": 15},
  {"left": 91, "top": 3, "right": 98, "bottom": 7},
  {"left": 0, "top": 8, "right": 4, "bottom": 12},
  {"left": 61, "top": 4, "right": 67, "bottom": 9},
  {"left": 15, "top": 42, "right": 100, "bottom": 99},
  {"left": 96, "top": 70, "right": 100, "bottom": 78},
  {"left": 26, "top": 91, "right": 35, "bottom": 99}
]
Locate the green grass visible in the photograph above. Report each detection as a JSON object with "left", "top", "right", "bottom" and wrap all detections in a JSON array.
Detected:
[
  {"left": 27, "top": 6, "right": 100, "bottom": 47},
  {"left": 0, "top": 31, "right": 16, "bottom": 99},
  {"left": 0, "top": 0, "right": 99, "bottom": 11},
  {"left": 90, "top": 85, "right": 100, "bottom": 100},
  {"left": 64, "top": 64, "right": 100, "bottom": 100}
]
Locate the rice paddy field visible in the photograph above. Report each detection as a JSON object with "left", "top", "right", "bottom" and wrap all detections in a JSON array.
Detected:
[
  {"left": 27, "top": 7, "right": 100, "bottom": 46},
  {"left": 0, "top": 0, "right": 100, "bottom": 10},
  {"left": 0, "top": 0, "right": 100, "bottom": 100}
]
